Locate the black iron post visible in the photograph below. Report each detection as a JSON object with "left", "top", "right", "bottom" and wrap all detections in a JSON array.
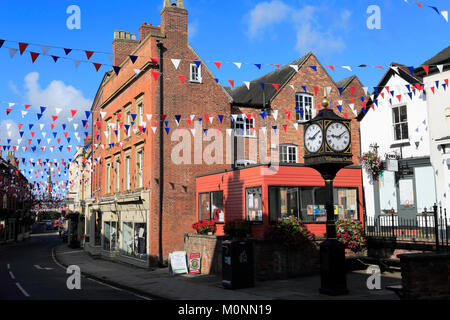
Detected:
[{"left": 433, "top": 203, "right": 440, "bottom": 251}]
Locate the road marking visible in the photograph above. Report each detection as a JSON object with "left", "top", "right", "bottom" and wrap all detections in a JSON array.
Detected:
[
  {"left": 34, "top": 265, "right": 53, "bottom": 270},
  {"left": 15, "top": 282, "right": 30, "bottom": 297},
  {"left": 9, "top": 271, "right": 15, "bottom": 280},
  {"left": 34, "top": 265, "right": 43, "bottom": 270}
]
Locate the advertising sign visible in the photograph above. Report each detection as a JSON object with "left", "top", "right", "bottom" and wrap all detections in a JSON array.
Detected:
[
  {"left": 169, "top": 251, "right": 188, "bottom": 275},
  {"left": 189, "top": 253, "right": 201, "bottom": 274}
]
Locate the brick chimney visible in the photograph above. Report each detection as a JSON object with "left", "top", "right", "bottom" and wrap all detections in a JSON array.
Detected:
[
  {"left": 7, "top": 151, "right": 18, "bottom": 169},
  {"left": 139, "top": 22, "right": 161, "bottom": 42},
  {"left": 112, "top": 30, "right": 139, "bottom": 66},
  {"left": 161, "top": 0, "right": 188, "bottom": 45}
]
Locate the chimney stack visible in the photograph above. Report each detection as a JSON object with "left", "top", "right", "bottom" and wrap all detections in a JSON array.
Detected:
[
  {"left": 7, "top": 151, "right": 18, "bottom": 169},
  {"left": 161, "top": 0, "right": 188, "bottom": 44},
  {"left": 112, "top": 30, "right": 139, "bottom": 66}
]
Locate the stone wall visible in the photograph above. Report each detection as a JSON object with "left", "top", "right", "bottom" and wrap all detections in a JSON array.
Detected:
[
  {"left": 398, "top": 252, "right": 449, "bottom": 299},
  {"left": 184, "top": 234, "right": 320, "bottom": 280}
]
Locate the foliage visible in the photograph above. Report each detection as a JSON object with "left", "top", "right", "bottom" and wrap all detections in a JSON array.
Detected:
[
  {"left": 265, "top": 216, "right": 315, "bottom": 247},
  {"left": 359, "top": 151, "right": 382, "bottom": 178},
  {"left": 336, "top": 218, "right": 366, "bottom": 253},
  {"left": 224, "top": 219, "right": 251, "bottom": 238},
  {"left": 192, "top": 219, "right": 216, "bottom": 234}
]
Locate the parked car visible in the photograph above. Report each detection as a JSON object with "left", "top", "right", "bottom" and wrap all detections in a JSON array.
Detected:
[{"left": 53, "top": 220, "right": 60, "bottom": 230}]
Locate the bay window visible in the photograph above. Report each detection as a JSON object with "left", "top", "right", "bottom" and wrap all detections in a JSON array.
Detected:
[{"left": 198, "top": 191, "right": 224, "bottom": 223}]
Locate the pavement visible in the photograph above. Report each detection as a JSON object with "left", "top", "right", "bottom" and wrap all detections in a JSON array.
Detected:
[{"left": 53, "top": 242, "right": 402, "bottom": 300}]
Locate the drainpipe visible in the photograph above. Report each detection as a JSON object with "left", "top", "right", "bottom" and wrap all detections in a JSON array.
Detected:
[{"left": 156, "top": 40, "right": 164, "bottom": 266}]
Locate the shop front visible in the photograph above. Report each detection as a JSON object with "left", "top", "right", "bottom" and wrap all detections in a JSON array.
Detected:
[{"left": 196, "top": 164, "right": 364, "bottom": 237}]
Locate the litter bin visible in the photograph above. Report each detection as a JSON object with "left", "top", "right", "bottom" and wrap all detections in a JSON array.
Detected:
[{"left": 222, "top": 240, "right": 254, "bottom": 289}]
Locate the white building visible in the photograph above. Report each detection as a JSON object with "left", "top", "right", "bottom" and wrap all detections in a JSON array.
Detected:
[
  {"left": 415, "top": 46, "right": 450, "bottom": 214},
  {"left": 360, "top": 63, "right": 436, "bottom": 220}
]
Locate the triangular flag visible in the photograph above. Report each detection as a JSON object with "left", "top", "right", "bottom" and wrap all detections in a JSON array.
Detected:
[
  {"left": 64, "top": 48, "right": 72, "bottom": 55},
  {"left": 113, "top": 66, "right": 121, "bottom": 76},
  {"left": 129, "top": 55, "right": 138, "bottom": 64},
  {"left": 440, "top": 10, "right": 448, "bottom": 22},
  {"left": 9, "top": 48, "right": 18, "bottom": 58},
  {"left": 171, "top": 59, "right": 181, "bottom": 70},
  {"left": 30, "top": 52, "right": 40, "bottom": 63},
  {"left": 233, "top": 62, "right": 242, "bottom": 69},
  {"left": 213, "top": 61, "right": 221, "bottom": 69},
  {"left": 178, "top": 75, "right": 185, "bottom": 84},
  {"left": 19, "top": 42, "right": 28, "bottom": 55},
  {"left": 290, "top": 65, "right": 298, "bottom": 72},
  {"left": 85, "top": 51, "right": 94, "bottom": 60}
]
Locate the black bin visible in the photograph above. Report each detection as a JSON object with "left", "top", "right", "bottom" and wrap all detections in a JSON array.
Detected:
[{"left": 222, "top": 240, "right": 254, "bottom": 289}]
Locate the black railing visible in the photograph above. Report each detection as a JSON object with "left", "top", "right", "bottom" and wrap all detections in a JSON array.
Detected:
[{"left": 364, "top": 204, "right": 449, "bottom": 250}]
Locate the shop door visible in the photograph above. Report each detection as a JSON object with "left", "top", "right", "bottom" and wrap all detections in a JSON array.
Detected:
[{"left": 396, "top": 176, "right": 417, "bottom": 218}]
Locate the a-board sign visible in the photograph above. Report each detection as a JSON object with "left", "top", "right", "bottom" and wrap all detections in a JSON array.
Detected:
[
  {"left": 189, "top": 253, "right": 201, "bottom": 274},
  {"left": 169, "top": 251, "right": 188, "bottom": 275}
]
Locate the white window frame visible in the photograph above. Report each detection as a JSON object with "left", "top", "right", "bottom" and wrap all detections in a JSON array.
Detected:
[
  {"left": 296, "top": 93, "right": 314, "bottom": 122},
  {"left": 280, "top": 144, "right": 298, "bottom": 163},
  {"left": 136, "top": 149, "right": 143, "bottom": 189},
  {"left": 106, "top": 162, "right": 111, "bottom": 194},
  {"left": 234, "top": 115, "right": 256, "bottom": 137},
  {"left": 115, "top": 158, "right": 120, "bottom": 193},
  {"left": 189, "top": 63, "right": 202, "bottom": 83},
  {"left": 125, "top": 154, "right": 131, "bottom": 191},
  {"left": 391, "top": 104, "right": 409, "bottom": 142}
]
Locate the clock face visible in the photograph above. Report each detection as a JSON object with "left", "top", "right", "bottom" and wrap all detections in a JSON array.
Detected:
[
  {"left": 304, "top": 123, "right": 323, "bottom": 153},
  {"left": 326, "top": 122, "right": 350, "bottom": 152}
]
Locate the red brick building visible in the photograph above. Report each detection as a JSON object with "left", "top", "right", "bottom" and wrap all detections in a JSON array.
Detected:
[
  {"left": 196, "top": 53, "right": 368, "bottom": 238},
  {"left": 86, "top": 0, "right": 232, "bottom": 266}
]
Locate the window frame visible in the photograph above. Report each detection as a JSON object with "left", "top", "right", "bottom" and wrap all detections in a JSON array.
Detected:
[
  {"left": 114, "top": 156, "right": 121, "bottom": 193},
  {"left": 198, "top": 191, "right": 224, "bottom": 223},
  {"left": 268, "top": 185, "right": 360, "bottom": 224},
  {"left": 280, "top": 144, "right": 298, "bottom": 164},
  {"left": 391, "top": 104, "right": 409, "bottom": 142},
  {"left": 234, "top": 115, "right": 256, "bottom": 137},
  {"left": 189, "top": 63, "right": 202, "bottom": 83},
  {"left": 136, "top": 148, "right": 144, "bottom": 189},
  {"left": 106, "top": 161, "right": 111, "bottom": 194},
  {"left": 125, "top": 153, "right": 131, "bottom": 191},
  {"left": 295, "top": 92, "right": 314, "bottom": 122},
  {"left": 245, "top": 186, "right": 263, "bottom": 224}
]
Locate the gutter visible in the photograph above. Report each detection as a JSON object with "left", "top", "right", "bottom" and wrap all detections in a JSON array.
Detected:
[{"left": 156, "top": 40, "right": 165, "bottom": 267}]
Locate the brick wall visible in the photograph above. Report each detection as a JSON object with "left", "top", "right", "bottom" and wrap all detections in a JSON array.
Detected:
[{"left": 398, "top": 252, "right": 449, "bottom": 299}]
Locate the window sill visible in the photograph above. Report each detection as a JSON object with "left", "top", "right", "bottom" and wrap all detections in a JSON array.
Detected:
[
  {"left": 234, "top": 134, "right": 257, "bottom": 138},
  {"left": 390, "top": 140, "right": 410, "bottom": 148},
  {"left": 189, "top": 80, "right": 202, "bottom": 84}
]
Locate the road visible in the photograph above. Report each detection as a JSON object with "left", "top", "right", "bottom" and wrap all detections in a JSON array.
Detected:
[{"left": 0, "top": 224, "right": 147, "bottom": 300}]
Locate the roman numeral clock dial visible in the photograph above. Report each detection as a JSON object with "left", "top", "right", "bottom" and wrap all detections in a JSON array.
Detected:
[{"left": 325, "top": 122, "right": 350, "bottom": 152}]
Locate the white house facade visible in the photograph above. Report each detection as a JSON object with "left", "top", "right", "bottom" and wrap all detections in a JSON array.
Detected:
[
  {"left": 360, "top": 64, "right": 436, "bottom": 220},
  {"left": 416, "top": 46, "right": 450, "bottom": 214}
]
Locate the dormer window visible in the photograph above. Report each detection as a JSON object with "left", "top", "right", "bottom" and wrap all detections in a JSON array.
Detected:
[
  {"left": 190, "top": 63, "right": 202, "bottom": 83},
  {"left": 296, "top": 93, "right": 314, "bottom": 122}
]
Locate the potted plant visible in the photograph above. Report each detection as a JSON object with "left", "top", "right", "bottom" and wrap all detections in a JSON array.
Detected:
[
  {"left": 264, "top": 216, "right": 315, "bottom": 247},
  {"left": 192, "top": 219, "right": 216, "bottom": 235},
  {"left": 224, "top": 219, "right": 251, "bottom": 239},
  {"left": 336, "top": 218, "right": 366, "bottom": 253},
  {"left": 359, "top": 150, "right": 382, "bottom": 179}
]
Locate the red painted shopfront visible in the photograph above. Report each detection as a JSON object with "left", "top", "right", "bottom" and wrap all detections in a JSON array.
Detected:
[{"left": 196, "top": 164, "right": 364, "bottom": 238}]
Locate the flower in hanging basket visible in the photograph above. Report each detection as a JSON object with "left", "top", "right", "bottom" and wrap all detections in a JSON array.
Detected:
[{"left": 358, "top": 150, "right": 382, "bottom": 178}]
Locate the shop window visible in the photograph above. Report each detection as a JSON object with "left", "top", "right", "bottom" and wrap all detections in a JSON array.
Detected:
[
  {"left": 198, "top": 191, "right": 224, "bottom": 223},
  {"left": 103, "top": 221, "right": 118, "bottom": 251},
  {"left": 246, "top": 187, "right": 263, "bottom": 223},
  {"left": 269, "top": 186, "right": 358, "bottom": 223},
  {"left": 95, "top": 211, "right": 102, "bottom": 246},
  {"left": 392, "top": 105, "right": 408, "bottom": 141},
  {"left": 121, "top": 221, "right": 147, "bottom": 260}
]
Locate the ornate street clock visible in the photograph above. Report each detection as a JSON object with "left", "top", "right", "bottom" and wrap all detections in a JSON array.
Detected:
[
  {"left": 303, "top": 95, "right": 353, "bottom": 296},
  {"left": 303, "top": 96, "right": 352, "bottom": 177}
]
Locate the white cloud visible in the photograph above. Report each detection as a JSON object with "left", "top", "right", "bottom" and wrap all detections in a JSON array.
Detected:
[
  {"left": 23, "top": 72, "right": 92, "bottom": 120},
  {"left": 245, "top": 1, "right": 349, "bottom": 55},
  {"left": 8, "top": 81, "right": 20, "bottom": 95},
  {"left": 246, "top": 0, "right": 291, "bottom": 38},
  {"left": 0, "top": 119, "right": 20, "bottom": 146},
  {"left": 188, "top": 20, "right": 199, "bottom": 39}
]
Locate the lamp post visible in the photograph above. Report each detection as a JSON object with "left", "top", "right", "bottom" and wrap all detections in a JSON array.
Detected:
[{"left": 303, "top": 94, "right": 352, "bottom": 295}]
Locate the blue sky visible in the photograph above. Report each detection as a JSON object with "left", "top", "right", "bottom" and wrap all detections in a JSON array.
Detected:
[{"left": 0, "top": 0, "right": 449, "bottom": 197}]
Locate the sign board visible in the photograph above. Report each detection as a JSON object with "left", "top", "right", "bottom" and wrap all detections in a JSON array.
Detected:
[
  {"left": 386, "top": 159, "right": 398, "bottom": 172},
  {"left": 189, "top": 253, "right": 201, "bottom": 274},
  {"left": 169, "top": 251, "right": 188, "bottom": 275}
]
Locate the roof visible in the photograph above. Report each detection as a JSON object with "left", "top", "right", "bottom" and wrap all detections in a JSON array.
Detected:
[
  {"left": 415, "top": 46, "right": 450, "bottom": 76},
  {"left": 335, "top": 75, "right": 357, "bottom": 91},
  {"left": 231, "top": 52, "right": 312, "bottom": 108},
  {"left": 357, "top": 62, "right": 423, "bottom": 121}
]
